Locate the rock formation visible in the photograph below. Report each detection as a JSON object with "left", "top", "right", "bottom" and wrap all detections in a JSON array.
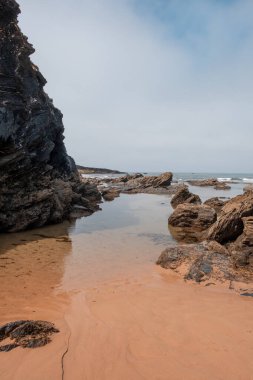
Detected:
[
  {"left": 0, "top": 0, "right": 101, "bottom": 232},
  {"left": 82, "top": 172, "right": 176, "bottom": 196},
  {"left": 168, "top": 204, "right": 217, "bottom": 231},
  {"left": 187, "top": 178, "right": 230, "bottom": 189},
  {"left": 208, "top": 191, "right": 253, "bottom": 243},
  {"left": 170, "top": 185, "right": 201, "bottom": 209},
  {"left": 156, "top": 241, "right": 253, "bottom": 286}
]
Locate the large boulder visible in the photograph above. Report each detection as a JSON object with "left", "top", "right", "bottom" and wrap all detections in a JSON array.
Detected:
[
  {"left": 171, "top": 185, "right": 201, "bottom": 209},
  {"left": 0, "top": 0, "right": 101, "bottom": 232},
  {"left": 208, "top": 191, "right": 253, "bottom": 244},
  {"left": 168, "top": 204, "right": 217, "bottom": 231}
]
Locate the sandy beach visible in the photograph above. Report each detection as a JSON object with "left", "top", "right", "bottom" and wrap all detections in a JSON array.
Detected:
[{"left": 1, "top": 193, "right": 253, "bottom": 380}]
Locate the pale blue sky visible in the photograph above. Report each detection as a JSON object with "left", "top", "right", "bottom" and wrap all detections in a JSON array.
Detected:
[{"left": 19, "top": 0, "right": 253, "bottom": 172}]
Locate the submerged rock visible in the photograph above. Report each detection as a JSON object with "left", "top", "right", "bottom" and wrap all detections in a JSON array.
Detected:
[
  {"left": 171, "top": 185, "right": 201, "bottom": 209},
  {"left": 0, "top": 0, "right": 101, "bottom": 232},
  {"left": 0, "top": 320, "right": 59, "bottom": 351}
]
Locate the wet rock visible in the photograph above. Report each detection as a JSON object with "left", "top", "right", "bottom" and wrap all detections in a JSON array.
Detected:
[
  {"left": 168, "top": 204, "right": 217, "bottom": 232},
  {"left": 0, "top": 320, "right": 59, "bottom": 351},
  {"left": 208, "top": 191, "right": 253, "bottom": 244},
  {"left": 171, "top": 185, "right": 201, "bottom": 209},
  {"left": 0, "top": 0, "right": 101, "bottom": 232}
]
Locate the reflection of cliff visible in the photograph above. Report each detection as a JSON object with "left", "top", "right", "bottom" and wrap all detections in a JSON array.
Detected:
[
  {"left": 0, "top": 221, "right": 74, "bottom": 315},
  {"left": 0, "top": 0, "right": 101, "bottom": 232}
]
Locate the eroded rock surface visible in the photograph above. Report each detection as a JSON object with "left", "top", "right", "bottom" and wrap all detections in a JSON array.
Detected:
[
  {"left": 0, "top": 320, "right": 59, "bottom": 352},
  {"left": 0, "top": 0, "right": 101, "bottom": 232},
  {"left": 171, "top": 185, "right": 201, "bottom": 209},
  {"left": 168, "top": 204, "right": 217, "bottom": 231},
  {"left": 208, "top": 191, "right": 253, "bottom": 244},
  {"left": 157, "top": 241, "right": 253, "bottom": 285},
  {"left": 204, "top": 197, "right": 227, "bottom": 214}
]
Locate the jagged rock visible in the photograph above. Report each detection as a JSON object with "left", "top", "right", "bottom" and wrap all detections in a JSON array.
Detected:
[
  {"left": 171, "top": 185, "right": 201, "bottom": 209},
  {"left": 0, "top": 320, "right": 59, "bottom": 351},
  {"left": 208, "top": 191, "right": 253, "bottom": 244},
  {"left": 204, "top": 197, "right": 227, "bottom": 214},
  {"left": 168, "top": 204, "right": 217, "bottom": 231},
  {"left": 0, "top": 0, "right": 101, "bottom": 232}
]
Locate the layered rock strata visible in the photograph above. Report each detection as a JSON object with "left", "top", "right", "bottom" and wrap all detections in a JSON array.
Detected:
[{"left": 0, "top": 0, "right": 101, "bottom": 232}]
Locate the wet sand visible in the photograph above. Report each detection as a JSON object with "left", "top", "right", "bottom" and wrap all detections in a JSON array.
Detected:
[{"left": 0, "top": 193, "right": 253, "bottom": 380}]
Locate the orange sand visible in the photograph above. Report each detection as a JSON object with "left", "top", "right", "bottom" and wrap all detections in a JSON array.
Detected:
[{"left": 0, "top": 195, "right": 253, "bottom": 380}]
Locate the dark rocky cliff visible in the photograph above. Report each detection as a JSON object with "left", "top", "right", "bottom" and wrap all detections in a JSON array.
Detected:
[{"left": 0, "top": 0, "right": 101, "bottom": 232}]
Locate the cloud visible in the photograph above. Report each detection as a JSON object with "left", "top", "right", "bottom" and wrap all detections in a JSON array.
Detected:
[{"left": 19, "top": 0, "right": 253, "bottom": 172}]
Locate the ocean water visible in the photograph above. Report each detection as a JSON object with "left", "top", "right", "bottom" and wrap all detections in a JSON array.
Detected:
[{"left": 82, "top": 171, "right": 253, "bottom": 184}]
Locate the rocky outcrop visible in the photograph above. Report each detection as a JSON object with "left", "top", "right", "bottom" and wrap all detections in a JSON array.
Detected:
[
  {"left": 77, "top": 165, "right": 125, "bottom": 175},
  {"left": 156, "top": 241, "right": 253, "bottom": 285},
  {"left": 208, "top": 191, "right": 253, "bottom": 244},
  {"left": 82, "top": 172, "right": 177, "bottom": 196},
  {"left": 187, "top": 178, "right": 230, "bottom": 189},
  {"left": 156, "top": 242, "right": 230, "bottom": 283},
  {"left": 204, "top": 197, "right": 227, "bottom": 214},
  {"left": 168, "top": 204, "right": 217, "bottom": 231},
  {"left": 171, "top": 185, "right": 201, "bottom": 209},
  {"left": 214, "top": 183, "right": 231, "bottom": 190},
  {"left": 0, "top": 0, "right": 101, "bottom": 232}
]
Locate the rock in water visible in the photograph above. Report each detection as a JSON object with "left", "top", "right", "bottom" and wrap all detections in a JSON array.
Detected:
[
  {"left": 171, "top": 185, "right": 201, "bottom": 209},
  {"left": 0, "top": 0, "right": 101, "bottom": 232}
]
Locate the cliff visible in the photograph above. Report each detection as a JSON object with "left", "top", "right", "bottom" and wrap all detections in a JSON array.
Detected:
[{"left": 0, "top": 0, "right": 101, "bottom": 232}]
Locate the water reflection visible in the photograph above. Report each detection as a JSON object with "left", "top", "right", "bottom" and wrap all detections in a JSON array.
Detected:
[{"left": 0, "top": 221, "right": 74, "bottom": 319}]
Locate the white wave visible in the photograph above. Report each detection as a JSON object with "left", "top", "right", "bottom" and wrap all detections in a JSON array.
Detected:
[
  {"left": 243, "top": 178, "right": 253, "bottom": 183},
  {"left": 217, "top": 177, "right": 232, "bottom": 182}
]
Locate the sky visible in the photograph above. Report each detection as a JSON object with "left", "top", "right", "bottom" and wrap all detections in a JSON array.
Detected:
[{"left": 19, "top": 0, "right": 253, "bottom": 172}]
